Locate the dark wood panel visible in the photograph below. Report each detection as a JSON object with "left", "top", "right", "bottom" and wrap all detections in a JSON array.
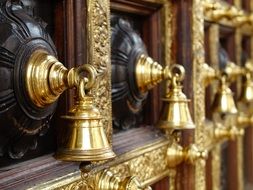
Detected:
[
  {"left": 110, "top": 0, "right": 164, "bottom": 128},
  {"left": 241, "top": 0, "right": 251, "bottom": 12},
  {"left": 244, "top": 127, "right": 253, "bottom": 188},
  {"left": 111, "top": 0, "right": 162, "bottom": 16},
  {"left": 152, "top": 177, "right": 169, "bottom": 189},
  {"left": 172, "top": 0, "right": 195, "bottom": 189}
]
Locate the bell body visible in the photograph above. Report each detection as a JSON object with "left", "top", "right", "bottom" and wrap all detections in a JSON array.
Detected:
[
  {"left": 158, "top": 99, "right": 195, "bottom": 130},
  {"left": 55, "top": 96, "right": 115, "bottom": 161},
  {"left": 239, "top": 80, "right": 253, "bottom": 103},
  {"left": 157, "top": 84, "right": 195, "bottom": 130},
  {"left": 212, "top": 85, "right": 238, "bottom": 115}
]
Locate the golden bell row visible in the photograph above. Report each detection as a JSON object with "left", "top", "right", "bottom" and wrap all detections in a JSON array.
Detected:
[{"left": 24, "top": 45, "right": 253, "bottom": 189}]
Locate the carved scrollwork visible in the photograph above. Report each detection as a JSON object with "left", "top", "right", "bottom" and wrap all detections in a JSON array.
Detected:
[
  {"left": 110, "top": 146, "right": 168, "bottom": 183},
  {"left": 87, "top": 0, "right": 112, "bottom": 141}
]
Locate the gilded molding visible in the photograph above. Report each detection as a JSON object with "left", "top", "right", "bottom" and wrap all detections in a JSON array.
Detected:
[
  {"left": 211, "top": 146, "right": 221, "bottom": 190},
  {"left": 235, "top": 28, "right": 244, "bottom": 190},
  {"left": 109, "top": 144, "right": 168, "bottom": 186},
  {"left": 168, "top": 169, "right": 176, "bottom": 190},
  {"left": 203, "top": 0, "right": 253, "bottom": 33},
  {"left": 27, "top": 172, "right": 82, "bottom": 190},
  {"left": 192, "top": 0, "right": 206, "bottom": 190},
  {"left": 164, "top": 0, "right": 172, "bottom": 67},
  {"left": 30, "top": 140, "right": 170, "bottom": 189},
  {"left": 57, "top": 180, "right": 84, "bottom": 190},
  {"left": 251, "top": 38, "right": 253, "bottom": 60},
  {"left": 237, "top": 136, "right": 244, "bottom": 190},
  {"left": 208, "top": 24, "right": 221, "bottom": 190},
  {"left": 87, "top": 0, "right": 112, "bottom": 140}
]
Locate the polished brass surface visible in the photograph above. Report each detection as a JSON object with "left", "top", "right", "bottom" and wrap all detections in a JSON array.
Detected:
[
  {"left": 237, "top": 113, "right": 253, "bottom": 128},
  {"left": 223, "top": 61, "right": 244, "bottom": 81},
  {"left": 214, "top": 123, "right": 244, "bottom": 141},
  {"left": 204, "top": 0, "right": 241, "bottom": 21},
  {"left": 196, "top": 1, "right": 253, "bottom": 190},
  {"left": 135, "top": 54, "right": 187, "bottom": 94},
  {"left": 55, "top": 78, "right": 115, "bottom": 161},
  {"left": 235, "top": 14, "right": 253, "bottom": 26},
  {"left": 96, "top": 170, "right": 152, "bottom": 190},
  {"left": 166, "top": 142, "right": 208, "bottom": 168},
  {"left": 212, "top": 76, "right": 238, "bottom": 115},
  {"left": 239, "top": 73, "right": 253, "bottom": 103},
  {"left": 26, "top": 49, "right": 115, "bottom": 161},
  {"left": 26, "top": 50, "right": 70, "bottom": 107},
  {"left": 201, "top": 120, "right": 244, "bottom": 148},
  {"left": 135, "top": 54, "right": 169, "bottom": 93},
  {"left": 26, "top": 50, "right": 91, "bottom": 107},
  {"left": 204, "top": 0, "right": 243, "bottom": 22},
  {"left": 204, "top": 0, "right": 253, "bottom": 34},
  {"left": 211, "top": 6, "right": 239, "bottom": 21},
  {"left": 158, "top": 66, "right": 195, "bottom": 130},
  {"left": 20, "top": 0, "right": 253, "bottom": 189},
  {"left": 201, "top": 63, "right": 217, "bottom": 86}
]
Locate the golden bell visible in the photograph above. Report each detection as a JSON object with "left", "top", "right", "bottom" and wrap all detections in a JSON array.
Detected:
[
  {"left": 239, "top": 73, "right": 253, "bottom": 103},
  {"left": 55, "top": 82, "right": 115, "bottom": 161},
  {"left": 212, "top": 77, "right": 238, "bottom": 115},
  {"left": 157, "top": 77, "right": 195, "bottom": 130}
]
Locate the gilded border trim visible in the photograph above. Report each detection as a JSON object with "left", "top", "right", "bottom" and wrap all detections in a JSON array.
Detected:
[
  {"left": 29, "top": 139, "right": 170, "bottom": 190},
  {"left": 192, "top": 0, "right": 206, "bottom": 190},
  {"left": 203, "top": 0, "right": 253, "bottom": 34},
  {"left": 208, "top": 24, "right": 221, "bottom": 190},
  {"left": 87, "top": 0, "right": 113, "bottom": 141}
]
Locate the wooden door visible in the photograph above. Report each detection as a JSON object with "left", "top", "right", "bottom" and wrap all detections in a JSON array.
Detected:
[{"left": 0, "top": 0, "right": 253, "bottom": 190}]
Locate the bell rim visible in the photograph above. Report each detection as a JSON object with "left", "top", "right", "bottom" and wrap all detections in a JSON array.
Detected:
[
  {"left": 161, "top": 98, "right": 190, "bottom": 102},
  {"left": 212, "top": 108, "right": 238, "bottom": 115},
  {"left": 54, "top": 148, "right": 116, "bottom": 161},
  {"left": 157, "top": 120, "right": 195, "bottom": 130}
]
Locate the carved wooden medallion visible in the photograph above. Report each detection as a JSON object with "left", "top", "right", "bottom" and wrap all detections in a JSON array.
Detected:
[{"left": 0, "top": 0, "right": 57, "bottom": 159}]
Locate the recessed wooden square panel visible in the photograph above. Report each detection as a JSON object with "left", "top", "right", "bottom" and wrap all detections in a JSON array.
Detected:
[
  {"left": 241, "top": 35, "right": 251, "bottom": 65},
  {"left": 219, "top": 26, "right": 235, "bottom": 63},
  {"left": 204, "top": 22, "right": 213, "bottom": 120},
  {"left": 241, "top": 0, "right": 251, "bottom": 12},
  {"left": 111, "top": 1, "right": 164, "bottom": 131}
]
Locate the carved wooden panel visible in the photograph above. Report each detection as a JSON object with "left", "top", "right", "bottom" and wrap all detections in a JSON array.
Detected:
[
  {"left": 0, "top": 0, "right": 57, "bottom": 161},
  {"left": 111, "top": 16, "right": 147, "bottom": 130},
  {"left": 110, "top": 0, "right": 165, "bottom": 131}
]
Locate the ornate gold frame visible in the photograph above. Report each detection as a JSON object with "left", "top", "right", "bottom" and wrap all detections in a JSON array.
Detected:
[
  {"left": 87, "top": 0, "right": 113, "bottom": 141},
  {"left": 196, "top": 1, "right": 253, "bottom": 190},
  {"left": 25, "top": 0, "right": 252, "bottom": 189},
  {"left": 192, "top": 0, "right": 207, "bottom": 189}
]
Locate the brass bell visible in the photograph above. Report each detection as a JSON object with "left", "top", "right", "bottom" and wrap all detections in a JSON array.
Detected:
[
  {"left": 212, "top": 76, "right": 238, "bottom": 116},
  {"left": 55, "top": 80, "right": 116, "bottom": 161},
  {"left": 157, "top": 70, "right": 195, "bottom": 130},
  {"left": 239, "top": 73, "right": 253, "bottom": 103}
]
